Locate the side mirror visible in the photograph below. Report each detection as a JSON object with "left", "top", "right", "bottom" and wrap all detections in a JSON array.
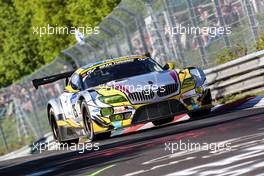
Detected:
[{"left": 163, "top": 63, "right": 175, "bottom": 70}]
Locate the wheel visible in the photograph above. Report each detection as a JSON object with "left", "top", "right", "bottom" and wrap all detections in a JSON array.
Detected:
[
  {"left": 81, "top": 101, "right": 111, "bottom": 141},
  {"left": 81, "top": 101, "right": 96, "bottom": 141},
  {"left": 49, "top": 108, "right": 60, "bottom": 141},
  {"left": 152, "top": 116, "right": 174, "bottom": 126},
  {"left": 49, "top": 107, "right": 79, "bottom": 145},
  {"left": 81, "top": 101, "right": 94, "bottom": 140}
]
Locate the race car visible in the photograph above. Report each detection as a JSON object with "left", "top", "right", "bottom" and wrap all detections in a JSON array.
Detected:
[{"left": 32, "top": 54, "right": 212, "bottom": 144}]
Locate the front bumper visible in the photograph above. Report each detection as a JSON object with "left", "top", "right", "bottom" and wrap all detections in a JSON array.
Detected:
[
  {"left": 91, "top": 99, "right": 188, "bottom": 134},
  {"left": 91, "top": 88, "right": 213, "bottom": 134},
  {"left": 131, "top": 99, "right": 187, "bottom": 125}
]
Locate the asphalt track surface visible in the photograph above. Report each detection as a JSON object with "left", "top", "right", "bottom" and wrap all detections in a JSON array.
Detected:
[{"left": 1, "top": 107, "right": 264, "bottom": 176}]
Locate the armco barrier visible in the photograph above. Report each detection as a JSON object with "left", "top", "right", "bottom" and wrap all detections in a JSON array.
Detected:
[{"left": 205, "top": 50, "right": 264, "bottom": 99}]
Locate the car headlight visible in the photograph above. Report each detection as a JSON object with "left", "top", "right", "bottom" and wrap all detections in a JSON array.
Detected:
[
  {"left": 99, "top": 95, "right": 127, "bottom": 104},
  {"left": 101, "top": 107, "right": 114, "bottom": 116}
]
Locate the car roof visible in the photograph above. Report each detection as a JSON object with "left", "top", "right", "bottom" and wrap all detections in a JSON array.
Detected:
[{"left": 75, "top": 55, "right": 147, "bottom": 75}]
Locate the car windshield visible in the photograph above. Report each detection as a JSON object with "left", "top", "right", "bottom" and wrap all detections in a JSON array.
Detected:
[{"left": 83, "top": 58, "right": 162, "bottom": 88}]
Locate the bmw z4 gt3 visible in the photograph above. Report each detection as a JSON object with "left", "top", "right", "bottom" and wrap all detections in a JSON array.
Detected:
[{"left": 32, "top": 55, "right": 212, "bottom": 143}]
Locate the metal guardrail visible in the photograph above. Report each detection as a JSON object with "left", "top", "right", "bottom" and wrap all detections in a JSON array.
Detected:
[{"left": 205, "top": 50, "right": 264, "bottom": 99}]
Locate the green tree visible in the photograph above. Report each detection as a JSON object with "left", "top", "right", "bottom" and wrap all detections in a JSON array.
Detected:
[{"left": 0, "top": 0, "right": 121, "bottom": 87}]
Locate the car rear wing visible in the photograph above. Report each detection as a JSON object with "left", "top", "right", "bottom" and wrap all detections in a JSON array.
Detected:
[{"left": 32, "top": 71, "right": 74, "bottom": 89}]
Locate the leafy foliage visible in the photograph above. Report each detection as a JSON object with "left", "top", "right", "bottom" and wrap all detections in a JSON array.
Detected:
[
  {"left": 0, "top": 0, "right": 120, "bottom": 87},
  {"left": 256, "top": 32, "right": 264, "bottom": 51},
  {"left": 216, "top": 32, "right": 264, "bottom": 65},
  {"left": 216, "top": 45, "right": 247, "bottom": 65}
]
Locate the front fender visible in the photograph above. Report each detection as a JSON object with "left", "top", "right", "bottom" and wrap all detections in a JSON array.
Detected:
[
  {"left": 188, "top": 67, "right": 207, "bottom": 88},
  {"left": 78, "top": 90, "right": 93, "bottom": 103},
  {"left": 76, "top": 90, "right": 94, "bottom": 119}
]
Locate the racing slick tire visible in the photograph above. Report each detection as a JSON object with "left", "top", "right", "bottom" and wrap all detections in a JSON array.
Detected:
[
  {"left": 152, "top": 116, "right": 174, "bottom": 126},
  {"left": 81, "top": 101, "right": 111, "bottom": 141},
  {"left": 49, "top": 108, "right": 79, "bottom": 145}
]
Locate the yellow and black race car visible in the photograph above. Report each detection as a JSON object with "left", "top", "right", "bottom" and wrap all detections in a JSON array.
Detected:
[{"left": 32, "top": 54, "right": 212, "bottom": 143}]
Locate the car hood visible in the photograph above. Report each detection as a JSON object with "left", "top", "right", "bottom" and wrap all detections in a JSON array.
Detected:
[
  {"left": 91, "top": 70, "right": 180, "bottom": 104},
  {"left": 109, "top": 71, "right": 177, "bottom": 90}
]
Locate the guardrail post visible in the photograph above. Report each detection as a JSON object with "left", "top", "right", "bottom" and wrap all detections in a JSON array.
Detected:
[
  {"left": 85, "top": 41, "right": 98, "bottom": 60},
  {"left": 243, "top": 0, "right": 259, "bottom": 43},
  {"left": 73, "top": 45, "right": 90, "bottom": 64},
  {"left": 61, "top": 47, "right": 81, "bottom": 68},
  {"left": 186, "top": 0, "right": 208, "bottom": 66},
  {"left": 13, "top": 97, "right": 39, "bottom": 139},
  {"left": 26, "top": 88, "right": 43, "bottom": 137},
  {"left": 145, "top": 0, "right": 169, "bottom": 64},
  {"left": 117, "top": 6, "right": 149, "bottom": 54},
  {"left": 0, "top": 121, "right": 9, "bottom": 153},
  {"left": 213, "top": 0, "right": 231, "bottom": 48},
  {"left": 108, "top": 17, "right": 133, "bottom": 54},
  {"left": 90, "top": 35, "right": 108, "bottom": 57},
  {"left": 83, "top": 44, "right": 97, "bottom": 62},
  {"left": 99, "top": 25, "right": 122, "bottom": 56},
  {"left": 164, "top": 0, "right": 186, "bottom": 66},
  {"left": 85, "top": 37, "right": 106, "bottom": 58}
]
